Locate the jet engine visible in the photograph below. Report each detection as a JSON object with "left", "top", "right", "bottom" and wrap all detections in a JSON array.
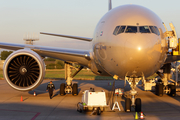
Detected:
[{"left": 3, "top": 49, "right": 45, "bottom": 91}]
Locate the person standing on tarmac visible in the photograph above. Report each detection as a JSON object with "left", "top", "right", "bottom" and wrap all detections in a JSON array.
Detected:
[{"left": 46, "top": 81, "right": 55, "bottom": 99}]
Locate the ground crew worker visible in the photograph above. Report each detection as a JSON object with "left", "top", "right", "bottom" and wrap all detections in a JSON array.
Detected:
[{"left": 46, "top": 81, "right": 55, "bottom": 99}]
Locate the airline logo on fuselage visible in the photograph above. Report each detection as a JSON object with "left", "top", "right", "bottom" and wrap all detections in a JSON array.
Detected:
[{"left": 100, "top": 31, "right": 103, "bottom": 36}]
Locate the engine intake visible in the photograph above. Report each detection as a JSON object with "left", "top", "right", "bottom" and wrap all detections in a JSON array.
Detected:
[{"left": 3, "top": 49, "right": 45, "bottom": 91}]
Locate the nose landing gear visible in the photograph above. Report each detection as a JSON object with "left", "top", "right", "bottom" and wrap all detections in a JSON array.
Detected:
[{"left": 124, "top": 76, "right": 142, "bottom": 112}]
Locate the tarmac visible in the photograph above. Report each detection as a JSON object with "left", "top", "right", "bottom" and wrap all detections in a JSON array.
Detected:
[{"left": 0, "top": 79, "right": 180, "bottom": 120}]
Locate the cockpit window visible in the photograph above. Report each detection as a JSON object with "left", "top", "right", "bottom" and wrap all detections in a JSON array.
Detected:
[
  {"left": 113, "top": 25, "right": 160, "bottom": 35},
  {"left": 139, "top": 26, "right": 150, "bottom": 33},
  {"left": 113, "top": 26, "right": 126, "bottom": 35},
  {"left": 117, "top": 26, "right": 126, "bottom": 34},
  {"left": 149, "top": 26, "right": 160, "bottom": 36},
  {"left": 154, "top": 26, "right": 160, "bottom": 35},
  {"left": 113, "top": 26, "right": 120, "bottom": 35},
  {"left": 125, "top": 26, "right": 137, "bottom": 33}
]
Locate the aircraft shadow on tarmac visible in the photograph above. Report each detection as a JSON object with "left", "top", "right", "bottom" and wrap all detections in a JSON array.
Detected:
[
  {"left": 1, "top": 80, "right": 180, "bottom": 119},
  {"left": 28, "top": 79, "right": 116, "bottom": 96},
  {"left": 0, "top": 94, "right": 180, "bottom": 120},
  {"left": 28, "top": 79, "right": 180, "bottom": 111},
  {"left": 0, "top": 103, "right": 108, "bottom": 120},
  {"left": 136, "top": 81, "right": 180, "bottom": 103},
  {"left": 27, "top": 79, "right": 134, "bottom": 106},
  {"left": 28, "top": 79, "right": 124, "bottom": 109}
]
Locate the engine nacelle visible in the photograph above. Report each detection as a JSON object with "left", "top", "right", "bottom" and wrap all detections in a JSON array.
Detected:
[{"left": 3, "top": 49, "right": 45, "bottom": 91}]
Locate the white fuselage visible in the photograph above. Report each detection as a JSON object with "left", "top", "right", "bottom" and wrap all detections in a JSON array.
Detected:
[{"left": 92, "top": 5, "right": 168, "bottom": 79}]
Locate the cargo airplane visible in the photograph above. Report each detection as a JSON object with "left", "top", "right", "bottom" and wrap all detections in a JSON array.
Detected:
[{"left": 0, "top": 0, "right": 179, "bottom": 112}]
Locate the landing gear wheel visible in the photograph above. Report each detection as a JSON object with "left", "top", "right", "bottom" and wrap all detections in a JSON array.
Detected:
[
  {"left": 125, "top": 98, "right": 131, "bottom": 112},
  {"left": 155, "top": 83, "right": 163, "bottom": 97},
  {"left": 158, "top": 79, "right": 162, "bottom": 82},
  {"left": 135, "top": 98, "right": 141, "bottom": 112},
  {"left": 60, "top": 83, "right": 65, "bottom": 96},
  {"left": 72, "top": 83, "right": 78, "bottom": 96},
  {"left": 168, "top": 84, "right": 176, "bottom": 97},
  {"left": 97, "top": 107, "right": 101, "bottom": 115}
]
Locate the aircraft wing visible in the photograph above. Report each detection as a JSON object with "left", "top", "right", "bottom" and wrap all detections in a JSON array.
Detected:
[
  {"left": 40, "top": 32, "right": 92, "bottom": 42},
  {"left": 0, "top": 42, "right": 91, "bottom": 67}
]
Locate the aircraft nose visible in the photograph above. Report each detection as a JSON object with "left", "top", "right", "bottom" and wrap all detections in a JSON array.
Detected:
[{"left": 124, "top": 35, "right": 153, "bottom": 65}]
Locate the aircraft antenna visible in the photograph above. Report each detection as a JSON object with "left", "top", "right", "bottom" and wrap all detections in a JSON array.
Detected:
[{"left": 108, "top": 0, "right": 112, "bottom": 11}]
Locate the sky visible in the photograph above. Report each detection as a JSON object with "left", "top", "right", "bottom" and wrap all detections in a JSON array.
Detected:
[{"left": 0, "top": 0, "right": 180, "bottom": 50}]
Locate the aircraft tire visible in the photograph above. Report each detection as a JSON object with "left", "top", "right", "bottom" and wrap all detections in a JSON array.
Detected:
[
  {"left": 60, "top": 83, "right": 65, "bottom": 96},
  {"left": 155, "top": 83, "right": 163, "bottom": 97},
  {"left": 97, "top": 107, "right": 101, "bottom": 115},
  {"left": 72, "top": 83, "right": 78, "bottom": 96},
  {"left": 158, "top": 83, "right": 163, "bottom": 97},
  {"left": 125, "top": 98, "right": 131, "bottom": 112},
  {"left": 169, "top": 84, "right": 176, "bottom": 97},
  {"left": 135, "top": 98, "right": 141, "bottom": 112},
  {"left": 157, "top": 79, "right": 162, "bottom": 82},
  {"left": 155, "top": 83, "right": 159, "bottom": 95}
]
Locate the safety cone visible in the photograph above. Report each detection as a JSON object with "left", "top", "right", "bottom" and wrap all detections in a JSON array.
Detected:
[
  {"left": 20, "top": 96, "right": 23, "bottom": 102},
  {"left": 34, "top": 92, "right": 36, "bottom": 96},
  {"left": 135, "top": 112, "right": 138, "bottom": 119},
  {"left": 140, "top": 112, "right": 144, "bottom": 119}
]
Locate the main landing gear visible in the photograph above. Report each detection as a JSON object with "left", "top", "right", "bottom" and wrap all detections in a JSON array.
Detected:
[
  {"left": 60, "top": 63, "right": 83, "bottom": 96},
  {"left": 124, "top": 76, "right": 142, "bottom": 112},
  {"left": 155, "top": 63, "right": 176, "bottom": 97},
  {"left": 60, "top": 82, "right": 78, "bottom": 96},
  {"left": 155, "top": 80, "right": 176, "bottom": 97}
]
